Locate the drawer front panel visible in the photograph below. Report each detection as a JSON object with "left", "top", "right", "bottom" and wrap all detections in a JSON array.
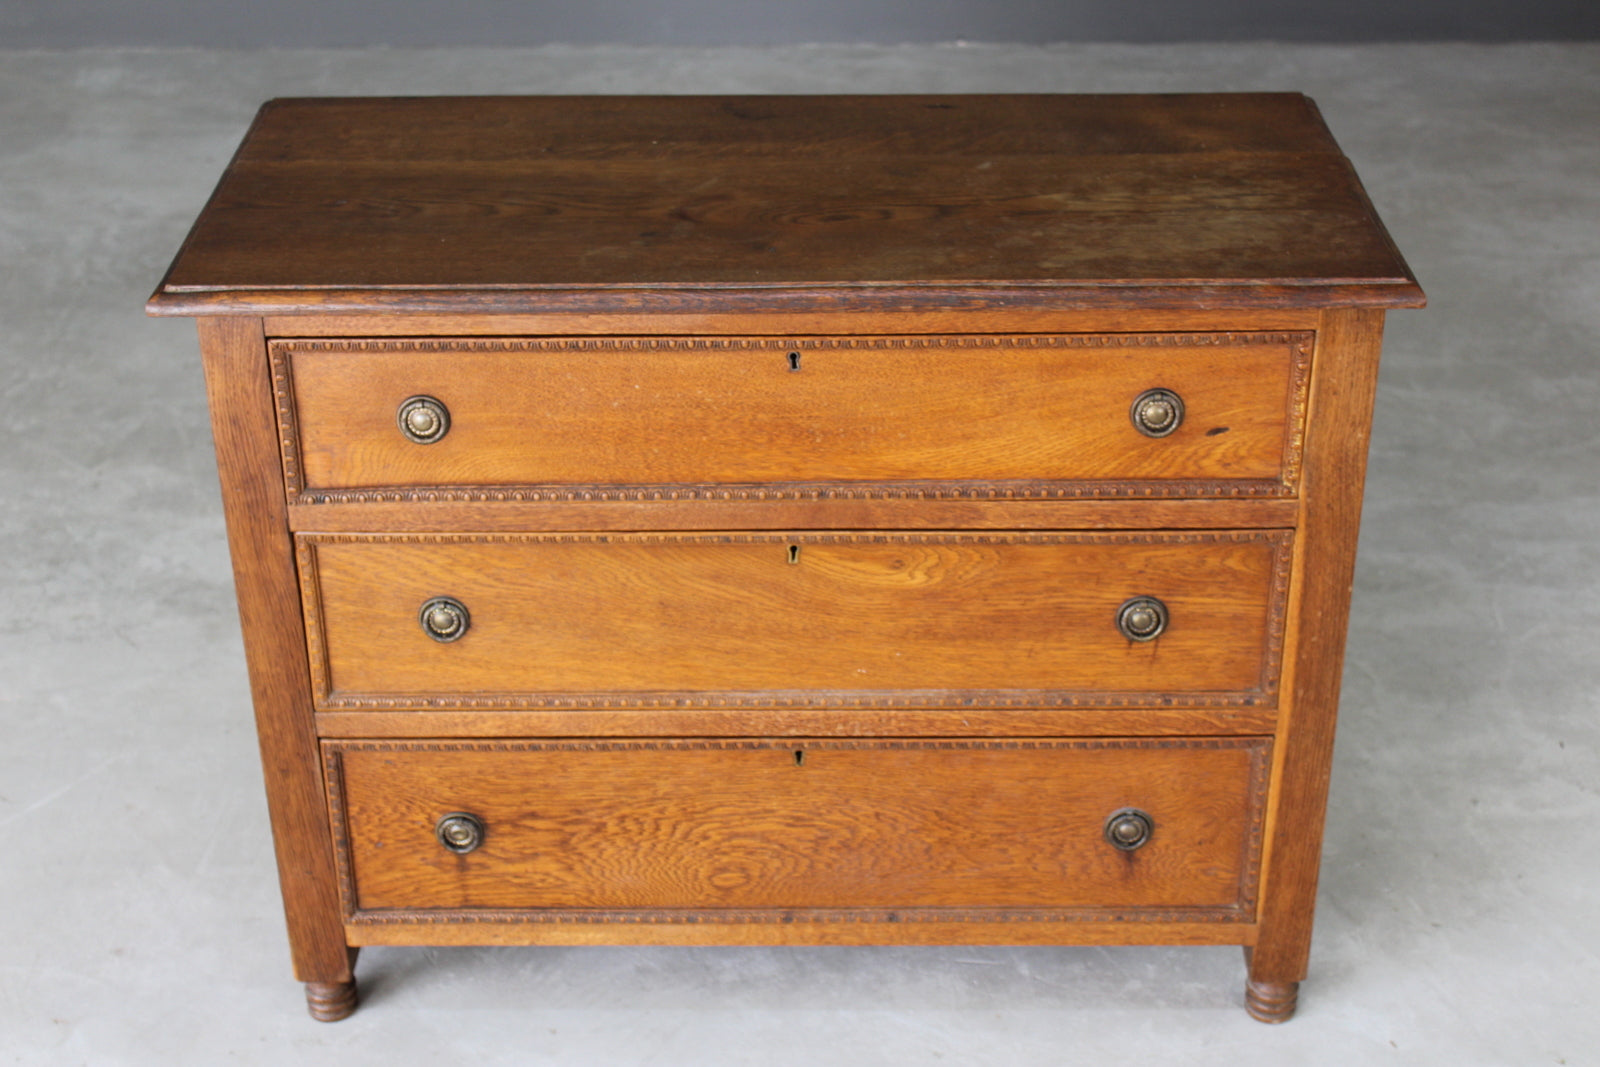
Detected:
[
  {"left": 325, "top": 738, "right": 1269, "bottom": 919},
  {"left": 299, "top": 530, "right": 1291, "bottom": 709},
  {"left": 274, "top": 333, "right": 1310, "bottom": 501}
]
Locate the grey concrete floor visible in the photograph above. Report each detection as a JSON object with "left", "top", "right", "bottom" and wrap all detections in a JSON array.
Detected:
[{"left": 2, "top": 42, "right": 1597, "bottom": 1065}]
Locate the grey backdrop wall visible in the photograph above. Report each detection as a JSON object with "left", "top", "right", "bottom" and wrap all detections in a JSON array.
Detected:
[{"left": 4, "top": 0, "right": 1598, "bottom": 47}]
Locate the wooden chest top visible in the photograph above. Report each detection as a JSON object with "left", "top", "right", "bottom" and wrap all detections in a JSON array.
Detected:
[{"left": 147, "top": 93, "right": 1423, "bottom": 316}]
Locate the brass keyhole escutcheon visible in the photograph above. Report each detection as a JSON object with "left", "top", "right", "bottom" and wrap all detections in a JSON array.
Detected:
[
  {"left": 419, "top": 596, "right": 470, "bottom": 643},
  {"left": 1130, "top": 388, "right": 1184, "bottom": 438},
  {"left": 397, "top": 395, "right": 451, "bottom": 444},
  {"left": 435, "top": 812, "right": 485, "bottom": 854},
  {"left": 1104, "top": 808, "right": 1153, "bottom": 851}
]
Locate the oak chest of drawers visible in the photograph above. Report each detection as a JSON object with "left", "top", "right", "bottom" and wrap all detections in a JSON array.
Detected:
[{"left": 149, "top": 93, "right": 1423, "bottom": 1022}]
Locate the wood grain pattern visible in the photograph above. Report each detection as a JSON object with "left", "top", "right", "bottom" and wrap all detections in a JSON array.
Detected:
[
  {"left": 284, "top": 496, "right": 1303, "bottom": 534},
  {"left": 298, "top": 530, "right": 1291, "bottom": 708},
  {"left": 311, "top": 704, "right": 1280, "bottom": 740},
  {"left": 276, "top": 332, "right": 1310, "bottom": 499},
  {"left": 234, "top": 94, "right": 1346, "bottom": 162},
  {"left": 195, "top": 318, "right": 352, "bottom": 987},
  {"left": 345, "top": 919, "right": 1258, "bottom": 949},
  {"left": 323, "top": 738, "right": 1269, "bottom": 917},
  {"left": 147, "top": 94, "right": 1424, "bottom": 317}
]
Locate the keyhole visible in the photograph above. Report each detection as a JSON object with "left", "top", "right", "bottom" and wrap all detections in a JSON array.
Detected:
[
  {"left": 787, "top": 544, "right": 800, "bottom": 565},
  {"left": 794, "top": 750, "right": 805, "bottom": 766},
  {"left": 787, "top": 351, "right": 801, "bottom": 372}
]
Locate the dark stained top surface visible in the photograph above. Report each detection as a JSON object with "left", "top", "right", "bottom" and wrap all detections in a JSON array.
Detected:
[{"left": 149, "top": 93, "right": 1424, "bottom": 315}]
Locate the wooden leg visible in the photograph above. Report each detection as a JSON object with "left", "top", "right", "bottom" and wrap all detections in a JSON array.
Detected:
[
  {"left": 1242, "top": 945, "right": 1300, "bottom": 1023},
  {"left": 1238, "top": 311, "right": 1389, "bottom": 1026},
  {"left": 1245, "top": 978, "right": 1299, "bottom": 1023},
  {"left": 199, "top": 319, "right": 359, "bottom": 1020},
  {"left": 305, "top": 978, "right": 358, "bottom": 1022},
  {"left": 303, "top": 945, "right": 361, "bottom": 1022}
]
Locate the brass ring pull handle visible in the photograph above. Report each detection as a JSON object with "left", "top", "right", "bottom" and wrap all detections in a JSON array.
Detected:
[
  {"left": 419, "top": 596, "right": 470, "bottom": 643},
  {"left": 397, "top": 395, "right": 451, "bottom": 444},
  {"left": 1116, "top": 596, "right": 1168, "bottom": 642},
  {"left": 1104, "top": 808, "right": 1153, "bottom": 851},
  {"left": 1130, "top": 388, "right": 1184, "bottom": 437},
  {"left": 435, "top": 812, "right": 484, "bottom": 854}
]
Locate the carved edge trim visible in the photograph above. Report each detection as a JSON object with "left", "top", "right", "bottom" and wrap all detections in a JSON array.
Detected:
[
  {"left": 1260, "top": 528, "right": 1296, "bottom": 699},
  {"left": 297, "top": 530, "right": 1291, "bottom": 711},
  {"left": 317, "top": 691, "right": 1269, "bottom": 711},
  {"left": 322, "top": 747, "right": 358, "bottom": 921},
  {"left": 273, "top": 331, "right": 1313, "bottom": 356},
  {"left": 326, "top": 736, "right": 1270, "bottom": 754},
  {"left": 323, "top": 737, "right": 1271, "bottom": 926},
  {"left": 1238, "top": 740, "right": 1271, "bottom": 915},
  {"left": 292, "top": 479, "right": 1293, "bottom": 505},
  {"left": 345, "top": 906, "right": 1252, "bottom": 927},
  {"left": 269, "top": 332, "right": 1312, "bottom": 504},
  {"left": 1280, "top": 334, "right": 1314, "bottom": 493},
  {"left": 269, "top": 342, "right": 304, "bottom": 496},
  {"left": 295, "top": 529, "right": 1288, "bottom": 546},
  {"left": 297, "top": 539, "right": 333, "bottom": 707}
]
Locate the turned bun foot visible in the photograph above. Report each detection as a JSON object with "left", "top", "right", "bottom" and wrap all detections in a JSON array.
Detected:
[
  {"left": 305, "top": 979, "right": 358, "bottom": 1022},
  {"left": 1244, "top": 979, "right": 1299, "bottom": 1023}
]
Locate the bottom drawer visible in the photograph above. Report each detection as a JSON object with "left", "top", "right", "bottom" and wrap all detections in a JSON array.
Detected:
[{"left": 324, "top": 738, "right": 1269, "bottom": 923}]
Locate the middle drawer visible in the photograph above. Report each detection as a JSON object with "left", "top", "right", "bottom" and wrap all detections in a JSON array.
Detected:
[{"left": 299, "top": 530, "right": 1291, "bottom": 710}]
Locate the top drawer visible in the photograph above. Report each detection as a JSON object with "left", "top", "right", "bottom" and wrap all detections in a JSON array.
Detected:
[{"left": 272, "top": 333, "right": 1311, "bottom": 503}]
